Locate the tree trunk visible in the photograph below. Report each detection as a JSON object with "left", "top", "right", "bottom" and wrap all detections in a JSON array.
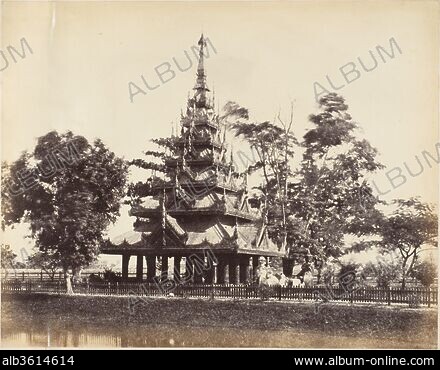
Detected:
[
  {"left": 282, "top": 258, "right": 294, "bottom": 277},
  {"left": 316, "top": 267, "right": 322, "bottom": 285},
  {"left": 72, "top": 267, "right": 82, "bottom": 283},
  {"left": 401, "top": 275, "right": 406, "bottom": 290}
]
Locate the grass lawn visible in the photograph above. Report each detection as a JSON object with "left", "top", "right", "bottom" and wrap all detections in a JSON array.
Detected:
[{"left": 1, "top": 293, "right": 437, "bottom": 348}]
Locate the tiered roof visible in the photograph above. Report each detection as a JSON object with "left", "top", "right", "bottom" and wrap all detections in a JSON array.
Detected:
[{"left": 103, "top": 35, "right": 282, "bottom": 257}]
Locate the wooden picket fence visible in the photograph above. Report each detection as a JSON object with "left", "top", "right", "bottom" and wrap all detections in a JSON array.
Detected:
[
  {"left": 0, "top": 270, "right": 131, "bottom": 282},
  {"left": 1, "top": 280, "right": 437, "bottom": 307}
]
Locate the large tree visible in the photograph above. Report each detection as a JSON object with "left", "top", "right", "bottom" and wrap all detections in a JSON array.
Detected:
[
  {"left": 285, "top": 93, "right": 385, "bottom": 280},
  {"left": 379, "top": 198, "right": 437, "bottom": 289},
  {"left": 231, "top": 106, "right": 298, "bottom": 252},
  {"left": 1, "top": 131, "right": 128, "bottom": 275},
  {"left": 232, "top": 94, "right": 384, "bottom": 279}
]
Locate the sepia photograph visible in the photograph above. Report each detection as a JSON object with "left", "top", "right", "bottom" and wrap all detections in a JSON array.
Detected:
[{"left": 0, "top": 0, "right": 439, "bottom": 357}]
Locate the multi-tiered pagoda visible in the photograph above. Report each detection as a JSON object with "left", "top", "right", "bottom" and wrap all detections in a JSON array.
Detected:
[{"left": 102, "top": 35, "right": 283, "bottom": 283}]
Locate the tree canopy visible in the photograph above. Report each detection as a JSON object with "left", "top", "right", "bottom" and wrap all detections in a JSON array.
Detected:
[
  {"left": 231, "top": 93, "right": 385, "bottom": 279},
  {"left": 1, "top": 131, "right": 128, "bottom": 273},
  {"left": 287, "top": 93, "right": 384, "bottom": 276},
  {"left": 379, "top": 198, "right": 437, "bottom": 288}
]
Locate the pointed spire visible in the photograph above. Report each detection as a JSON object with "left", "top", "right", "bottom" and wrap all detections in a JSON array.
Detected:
[
  {"left": 243, "top": 169, "right": 248, "bottom": 191},
  {"left": 193, "top": 34, "right": 210, "bottom": 106},
  {"left": 175, "top": 168, "right": 179, "bottom": 187},
  {"left": 230, "top": 144, "right": 234, "bottom": 166},
  {"left": 222, "top": 186, "right": 226, "bottom": 204},
  {"left": 233, "top": 216, "right": 239, "bottom": 240},
  {"left": 188, "top": 100, "right": 195, "bottom": 152},
  {"left": 182, "top": 138, "right": 187, "bottom": 168},
  {"left": 180, "top": 115, "right": 185, "bottom": 136},
  {"left": 212, "top": 82, "right": 215, "bottom": 110},
  {"left": 263, "top": 195, "right": 268, "bottom": 225}
]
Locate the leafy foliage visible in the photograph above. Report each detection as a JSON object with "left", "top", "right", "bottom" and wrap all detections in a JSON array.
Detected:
[
  {"left": 231, "top": 94, "right": 385, "bottom": 275},
  {"left": 231, "top": 105, "right": 298, "bottom": 250},
  {"left": 1, "top": 244, "right": 19, "bottom": 269},
  {"left": 1, "top": 131, "right": 128, "bottom": 273},
  {"left": 411, "top": 260, "right": 437, "bottom": 287},
  {"left": 362, "top": 257, "right": 402, "bottom": 288},
  {"left": 287, "top": 93, "right": 384, "bottom": 269},
  {"left": 379, "top": 198, "right": 437, "bottom": 288},
  {"left": 338, "top": 262, "right": 358, "bottom": 289},
  {"left": 27, "top": 250, "right": 61, "bottom": 280}
]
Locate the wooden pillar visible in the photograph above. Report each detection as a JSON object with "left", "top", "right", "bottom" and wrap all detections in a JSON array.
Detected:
[
  {"left": 173, "top": 256, "right": 181, "bottom": 281},
  {"left": 193, "top": 254, "right": 203, "bottom": 284},
  {"left": 161, "top": 256, "right": 169, "bottom": 281},
  {"left": 239, "top": 256, "right": 250, "bottom": 284},
  {"left": 229, "top": 256, "right": 238, "bottom": 284},
  {"left": 204, "top": 255, "right": 215, "bottom": 284},
  {"left": 252, "top": 256, "right": 259, "bottom": 283},
  {"left": 136, "top": 255, "right": 144, "bottom": 282},
  {"left": 146, "top": 256, "right": 156, "bottom": 283},
  {"left": 185, "top": 257, "right": 194, "bottom": 283},
  {"left": 122, "top": 255, "right": 130, "bottom": 281},
  {"left": 216, "top": 257, "right": 227, "bottom": 284}
]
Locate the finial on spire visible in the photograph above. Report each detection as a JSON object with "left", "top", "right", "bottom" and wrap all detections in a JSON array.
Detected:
[
  {"left": 233, "top": 217, "right": 239, "bottom": 240},
  {"left": 262, "top": 195, "right": 268, "bottom": 225},
  {"left": 243, "top": 167, "right": 249, "bottom": 191},
  {"left": 212, "top": 82, "right": 215, "bottom": 110},
  {"left": 193, "top": 34, "right": 209, "bottom": 105}
]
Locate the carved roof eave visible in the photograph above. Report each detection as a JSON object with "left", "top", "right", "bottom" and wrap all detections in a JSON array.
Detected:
[
  {"left": 130, "top": 208, "right": 259, "bottom": 222},
  {"left": 182, "top": 120, "right": 218, "bottom": 130},
  {"left": 165, "top": 158, "right": 229, "bottom": 169},
  {"left": 147, "top": 181, "right": 245, "bottom": 194},
  {"left": 101, "top": 244, "right": 284, "bottom": 257},
  {"left": 101, "top": 228, "right": 283, "bottom": 257},
  {"left": 176, "top": 139, "right": 222, "bottom": 149}
]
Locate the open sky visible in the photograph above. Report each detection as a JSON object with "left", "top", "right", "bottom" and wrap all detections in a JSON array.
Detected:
[{"left": 1, "top": 1, "right": 438, "bottom": 265}]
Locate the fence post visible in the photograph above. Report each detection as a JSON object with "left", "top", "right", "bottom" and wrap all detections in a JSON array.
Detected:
[
  {"left": 387, "top": 287, "right": 391, "bottom": 306},
  {"left": 86, "top": 279, "right": 90, "bottom": 295},
  {"left": 278, "top": 285, "right": 282, "bottom": 301},
  {"left": 22, "top": 272, "right": 25, "bottom": 281},
  {"left": 116, "top": 282, "right": 119, "bottom": 295},
  {"left": 40, "top": 271, "right": 43, "bottom": 281},
  {"left": 428, "top": 287, "right": 431, "bottom": 308}
]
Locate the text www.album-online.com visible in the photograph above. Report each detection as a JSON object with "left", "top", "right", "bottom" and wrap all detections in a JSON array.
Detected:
[{"left": 293, "top": 356, "right": 435, "bottom": 366}]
